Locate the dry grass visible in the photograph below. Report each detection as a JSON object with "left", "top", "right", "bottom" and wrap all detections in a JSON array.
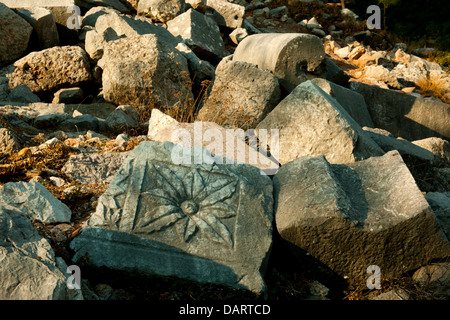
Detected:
[
  {"left": 416, "top": 72, "right": 450, "bottom": 104},
  {"left": 136, "top": 72, "right": 211, "bottom": 127},
  {"left": 196, "top": 84, "right": 265, "bottom": 130}
]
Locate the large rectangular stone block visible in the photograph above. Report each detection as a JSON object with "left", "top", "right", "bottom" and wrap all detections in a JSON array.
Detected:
[{"left": 70, "top": 141, "right": 274, "bottom": 294}]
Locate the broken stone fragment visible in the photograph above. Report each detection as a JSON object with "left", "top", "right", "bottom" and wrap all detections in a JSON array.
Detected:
[
  {"left": 0, "top": 181, "right": 72, "bottom": 223},
  {"left": 274, "top": 150, "right": 450, "bottom": 280},
  {"left": 256, "top": 80, "right": 384, "bottom": 165},
  {"left": 0, "top": 204, "right": 83, "bottom": 300},
  {"left": 233, "top": 33, "right": 326, "bottom": 92}
]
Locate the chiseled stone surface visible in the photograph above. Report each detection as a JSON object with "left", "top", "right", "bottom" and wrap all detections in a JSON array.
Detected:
[
  {"left": 71, "top": 141, "right": 274, "bottom": 294},
  {"left": 274, "top": 150, "right": 450, "bottom": 280},
  {"left": 233, "top": 33, "right": 326, "bottom": 92}
]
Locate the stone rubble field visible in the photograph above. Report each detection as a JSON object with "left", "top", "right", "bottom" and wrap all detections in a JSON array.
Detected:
[{"left": 0, "top": 0, "right": 449, "bottom": 300}]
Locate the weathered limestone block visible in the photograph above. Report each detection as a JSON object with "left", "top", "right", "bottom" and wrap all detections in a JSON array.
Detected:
[
  {"left": 71, "top": 141, "right": 274, "bottom": 294},
  {"left": 274, "top": 151, "right": 450, "bottom": 280},
  {"left": 98, "top": 34, "right": 192, "bottom": 110},
  {"left": 255, "top": 81, "right": 384, "bottom": 165},
  {"left": 196, "top": 58, "right": 281, "bottom": 130},
  {"left": 167, "top": 9, "right": 228, "bottom": 63},
  {"left": 350, "top": 81, "right": 450, "bottom": 141},
  {"left": 233, "top": 33, "right": 326, "bottom": 92},
  {"left": 138, "top": 0, "right": 186, "bottom": 23},
  {"left": 2, "top": 0, "right": 80, "bottom": 44},
  {"left": 205, "top": 0, "right": 245, "bottom": 29},
  {"left": 0, "top": 3, "right": 33, "bottom": 66},
  {"left": 6, "top": 46, "right": 92, "bottom": 93},
  {"left": 17, "top": 7, "right": 60, "bottom": 49},
  {"left": 312, "top": 78, "right": 374, "bottom": 128}
]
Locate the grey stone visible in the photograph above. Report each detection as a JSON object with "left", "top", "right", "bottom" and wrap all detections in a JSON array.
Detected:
[
  {"left": 205, "top": 0, "right": 245, "bottom": 29},
  {"left": 52, "top": 87, "right": 84, "bottom": 104},
  {"left": 175, "top": 43, "right": 215, "bottom": 85},
  {"left": 65, "top": 103, "right": 118, "bottom": 120},
  {"left": 62, "top": 152, "right": 130, "bottom": 185},
  {"left": 370, "top": 289, "right": 411, "bottom": 300},
  {"left": 242, "top": 19, "right": 261, "bottom": 35},
  {"left": 324, "top": 57, "right": 350, "bottom": 87},
  {"left": 426, "top": 192, "right": 450, "bottom": 240},
  {"left": 70, "top": 141, "right": 274, "bottom": 294},
  {"left": 274, "top": 150, "right": 450, "bottom": 280},
  {"left": 167, "top": 9, "right": 228, "bottom": 63},
  {"left": 0, "top": 181, "right": 71, "bottom": 223},
  {"left": 106, "top": 105, "right": 140, "bottom": 133},
  {"left": 98, "top": 34, "right": 193, "bottom": 110},
  {"left": 7, "top": 85, "right": 40, "bottom": 103},
  {"left": 6, "top": 46, "right": 92, "bottom": 93},
  {"left": 60, "top": 114, "right": 106, "bottom": 133},
  {"left": 197, "top": 58, "right": 281, "bottom": 130},
  {"left": 92, "top": 8, "right": 179, "bottom": 47},
  {"left": 233, "top": 33, "right": 326, "bottom": 92},
  {"left": 0, "top": 76, "right": 10, "bottom": 101},
  {"left": 256, "top": 80, "right": 384, "bottom": 165},
  {"left": 311, "top": 78, "right": 373, "bottom": 127},
  {"left": 311, "top": 28, "right": 326, "bottom": 38},
  {"left": 148, "top": 109, "right": 279, "bottom": 174},
  {"left": 412, "top": 48, "right": 436, "bottom": 58},
  {"left": 78, "top": 0, "right": 132, "bottom": 13},
  {"left": 33, "top": 113, "right": 72, "bottom": 130},
  {"left": 0, "top": 128, "right": 21, "bottom": 154},
  {"left": 85, "top": 27, "right": 124, "bottom": 61},
  {"left": 269, "top": 6, "right": 288, "bottom": 19},
  {"left": 2, "top": 0, "right": 80, "bottom": 45},
  {"left": 253, "top": 7, "right": 269, "bottom": 18},
  {"left": 0, "top": 204, "right": 82, "bottom": 300},
  {"left": 363, "top": 127, "right": 436, "bottom": 162},
  {"left": 138, "top": 0, "right": 186, "bottom": 23},
  {"left": 17, "top": 7, "right": 60, "bottom": 49},
  {"left": 0, "top": 3, "right": 33, "bottom": 66},
  {"left": 350, "top": 81, "right": 450, "bottom": 141}
]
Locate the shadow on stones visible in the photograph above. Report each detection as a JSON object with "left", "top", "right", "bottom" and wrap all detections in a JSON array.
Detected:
[
  {"left": 70, "top": 227, "right": 263, "bottom": 299},
  {"left": 331, "top": 164, "right": 369, "bottom": 229},
  {"left": 266, "top": 227, "right": 348, "bottom": 300}
]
